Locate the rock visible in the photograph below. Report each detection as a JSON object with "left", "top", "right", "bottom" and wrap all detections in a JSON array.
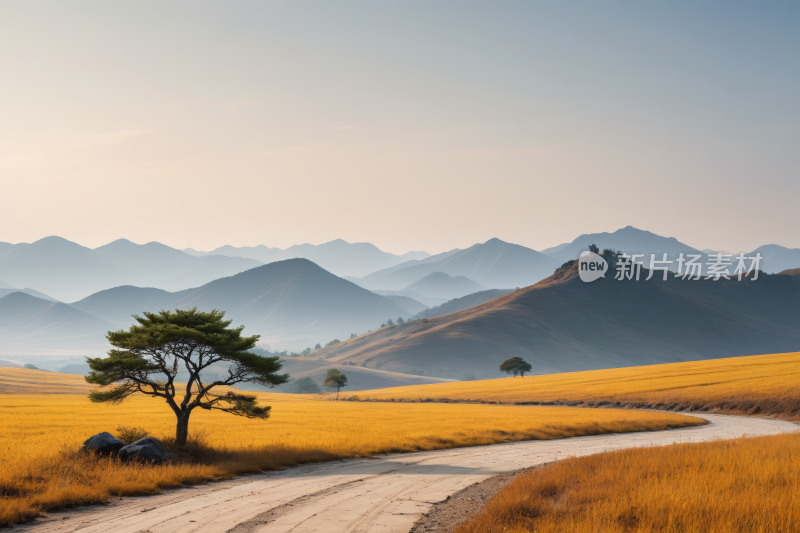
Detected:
[
  {"left": 118, "top": 437, "right": 179, "bottom": 464},
  {"left": 83, "top": 432, "right": 128, "bottom": 455}
]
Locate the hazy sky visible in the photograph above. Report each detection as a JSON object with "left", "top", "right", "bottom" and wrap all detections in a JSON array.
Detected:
[{"left": 1, "top": 1, "right": 798, "bottom": 254}]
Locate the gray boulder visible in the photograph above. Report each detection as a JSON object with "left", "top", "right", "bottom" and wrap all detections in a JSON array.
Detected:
[
  {"left": 118, "top": 437, "right": 179, "bottom": 464},
  {"left": 83, "top": 432, "right": 128, "bottom": 455}
]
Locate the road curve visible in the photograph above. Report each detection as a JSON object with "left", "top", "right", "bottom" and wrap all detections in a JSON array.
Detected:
[{"left": 19, "top": 413, "right": 797, "bottom": 533}]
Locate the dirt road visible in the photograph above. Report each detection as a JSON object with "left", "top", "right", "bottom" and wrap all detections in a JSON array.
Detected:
[{"left": 19, "top": 413, "right": 797, "bottom": 533}]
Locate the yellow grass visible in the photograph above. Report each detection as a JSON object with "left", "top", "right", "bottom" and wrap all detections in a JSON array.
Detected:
[
  {"left": 455, "top": 431, "right": 800, "bottom": 533},
  {"left": 0, "top": 367, "right": 95, "bottom": 394},
  {"left": 0, "top": 389, "right": 700, "bottom": 526},
  {"left": 355, "top": 352, "right": 800, "bottom": 419}
]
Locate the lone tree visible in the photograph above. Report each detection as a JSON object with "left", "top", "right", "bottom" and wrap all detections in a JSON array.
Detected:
[
  {"left": 499, "top": 357, "right": 533, "bottom": 378},
  {"left": 323, "top": 368, "right": 348, "bottom": 399},
  {"left": 85, "top": 308, "right": 289, "bottom": 448}
]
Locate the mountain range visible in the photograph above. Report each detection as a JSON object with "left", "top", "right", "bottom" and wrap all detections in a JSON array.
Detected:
[
  {"left": 4, "top": 226, "right": 800, "bottom": 377},
  {"left": 0, "top": 292, "right": 111, "bottom": 357},
  {"left": 544, "top": 226, "right": 702, "bottom": 264},
  {"left": 542, "top": 226, "right": 799, "bottom": 275},
  {"left": 313, "top": 262, "right": 800, "bottom": 378},
  {"left": 182, "top": 239, "right": 429, "bottom": 278},
  {"left": 0, "top": 237, "right": 433, "bottom": 302},
  {"left": 70, "top": 259, "right": 407, "bottom": 348},
  {"left": 347, "top": 238, "right": 559, "bottom": 291},
  {"left": 0, "top": 237, "right": 261, "bottom": 302}
]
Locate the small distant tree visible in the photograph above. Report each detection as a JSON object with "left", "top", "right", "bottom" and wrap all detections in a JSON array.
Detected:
[
  {"left": 380, "top": 323, "right": 386, "bottom": 328},
  {"left": 85, "top": 309, "right": 289, "bottom": 448},
  {"left": 386, "top": 318, "right": 395, "bottom": 326},
  {"left": 350, "top": 333, "right": 357, "bottom": 339},
  {"left": 323, "top": 368, "right": 348, "bottom": 399},
  {"left": 397, "top": 317, "right": 405, "bottom": 324},
  {"left": 314, "top": 343, "right": 322, "bottom": 350},
  {"left": 499, "top": 357, "right": 533, "bottom": 378},
  {"left": 325, "top": 338, "right": 341, "bottom": 347}
]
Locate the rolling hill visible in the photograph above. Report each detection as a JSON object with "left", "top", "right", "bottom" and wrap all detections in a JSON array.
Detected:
[
  {"left": 0, "top": 292, "right": 111, "bottom": 356},
  {"left": 402, "top": 272, "right": 483, "bottom": 300},
  {"left": 413, "top": 288, "right": 515, "bottom": 319},
  {"left": 183, "top": 239, "right": 429, "bottom": 278},
  {"left": 371, "top": 290, "right": 447, "bottom": 308},
  {"left": 70, "top": 286, "right": 180, "bottom": 323},
  {"left": 348, "top": 238, "right": 559, "bottom": 291},
  {"left": 381, "top": 295, "right": 428, "bottom": 316},
  {"left": 313, "top": 262, "right": 800, "bottom": 378},
  {"left": 270, "top": 357, "right": 453, "bottom": 392},
  {"left": 0, "top": 288, "right": 58, "bottom": 301}
]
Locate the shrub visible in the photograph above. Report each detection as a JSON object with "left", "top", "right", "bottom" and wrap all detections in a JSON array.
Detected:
[{"left": 115, "top": 425, "right": 150, "bottom": 443}]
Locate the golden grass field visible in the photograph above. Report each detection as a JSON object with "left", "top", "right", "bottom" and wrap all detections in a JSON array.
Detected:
[
  {"left": 0, "top": 368, "right": 701, "bottom": 526},
  {"left": 455, "top": 432, "right": 800, "bottom": 533},
  {"left": 355, "top": 351, "right": 800, "bottom": 419}
]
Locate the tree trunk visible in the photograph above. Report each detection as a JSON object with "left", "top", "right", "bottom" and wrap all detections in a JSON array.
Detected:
[{"left": 175, "top": 411, "right": 190, "bottom": 448}]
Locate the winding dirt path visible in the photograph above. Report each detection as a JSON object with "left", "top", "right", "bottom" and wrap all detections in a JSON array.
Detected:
[{"left": 18, "top": 414, "right": 797, "bottom": 533}]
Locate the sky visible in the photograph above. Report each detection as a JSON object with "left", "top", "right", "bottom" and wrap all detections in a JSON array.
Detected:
[{"left": 1, "top": 1, "right": 798, "bottom": 255}]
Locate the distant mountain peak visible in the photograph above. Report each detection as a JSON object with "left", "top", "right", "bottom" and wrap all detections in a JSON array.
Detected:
[{"left": 32, "top": 235, "right": 82, "bottom": 247}]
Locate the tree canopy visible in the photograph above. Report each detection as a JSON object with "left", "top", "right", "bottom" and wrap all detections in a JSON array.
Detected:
[
  {"left": 499, "top": 357, "right": 533, "bottom": 378},
  {"left": 323, "top": 368, "right": 348, "bottom": 399},
  {"left": 289, "top": 377, "right": 322, "bottom": 394},
  {"left": 85, "top": 308, "right": 289, "bottom": 447}
]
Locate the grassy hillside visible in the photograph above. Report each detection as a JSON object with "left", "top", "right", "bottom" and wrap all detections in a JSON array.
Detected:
[
  {"left": 354, "top": 351, "right": 800, "bottom": 419},
  {"left": 276, "top": 357, "right": 453, "bottom": 391},
  {"left": 0, "top": 367, "right": 95, "bottom": 394},
  {"left": 413, "top": 288, "right": 514, "bottom": 320},
  {"left": 0, "top": 389, "right": 697, "bottom": 526},
  {"left": 315, "top": 263, "right": 800, "bottom": 377}
]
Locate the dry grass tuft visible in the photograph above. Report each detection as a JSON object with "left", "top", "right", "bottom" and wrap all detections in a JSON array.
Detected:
[
  {"left": 455, "top": 431, "right": 800, "bottom": 533},
  {"left": 114, "top": 424, "right": 149, "bottom": 443}
]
